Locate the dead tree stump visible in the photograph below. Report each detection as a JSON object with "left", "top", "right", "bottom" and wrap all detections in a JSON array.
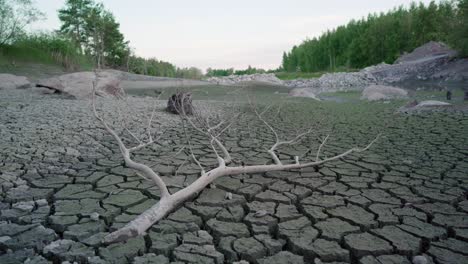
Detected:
[{"left": 167, "top": 92, "right": 194, "bottom": 115}]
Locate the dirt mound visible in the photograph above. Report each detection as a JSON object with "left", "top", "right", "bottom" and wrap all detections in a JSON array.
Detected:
[{"left": 395, "top": 41, "right": 457, "bottom": 64}]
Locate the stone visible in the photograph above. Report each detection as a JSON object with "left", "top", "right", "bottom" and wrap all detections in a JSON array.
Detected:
[
  {"left": 427, "top": 245, "right": 468, "bottom": 264},
  {"left": 397, "top": 217, "right": 446, "bottom": 240},
  {"left": 289, "top": 88, "right": 320, "bottom": 100},
  {"left": 182, "top": 230, "right": 213, "bottom": 246},
  {"left": 233, "top": 237, "right": 267, "bottom": 263},
  {"left": 275, "top": 204, "right": 302, "bottom": 222},
  {"left": 301, "top": 193, "right": 345, "bottom": 208},
  {"left": 361, "top": 85, "right": 408, "bottom": 101},
  {"left": 412, "top": 255, "right": 429, "bottom": 264},
  {"left": 254, "top": 234, "right": 286, "bottom": 255},
  {"left": 168, "top": 207, "right": 203, "bottom": 226},
  {"left": 344, "top": 232, "right": 393, "bottom": 258},
  {"left": 48, "top": 215, "right": 79, "bottom": 232},
  {"left": 359, "top": 255, "right": 411, "bottom": 264},
  {"left": 301, "top": 205, "right": 328, "bottom": 222},
  {"left": 173, "top": 244, "right": 224, "bottom": 264},
  {"left": 103, "top": 189, "right": 147, "bottom": 208},
  {"left": 257, "top": 251, "right": 304, "bottom": 264},
  {"left": 371, "top": 226, "right": 421, "bottom": 255},
  {"left": 0, "top": 248, "right": 35, "bottom": 264},
  {"left": 315, "top": 218, "right": 360, "bottom": 242},
  {"left": 431, "top": 238, "right": 468, "bottom": 255},
  {"left": 43, "top": 239, "right": 95, "bottom": 263},
  {"left": 99, "top": 237, "right": 146, "bottom": 264},
  {"left": 310, "top": 239, "right": 350, "bottom": 262},
  {"left": 152, "top": 219, "right": 199, "bottom": 234},
  {"left": 218, "top": 236, "right": 238, "bottom": 263},
  {"left": 328, "top": 205, "right": 377, "bottom": 229},
  {"left": 63, "top": 220, "right": 106, "bottom": 240},
  {"left": 133, "top": 253, "right": 170, "bottom": 264},
  {"left": 2, "top": 225, "right": 57, "bottom": 251},
  {"left": 149, "top": 232, "right": 178, "bottom": 256},
  {"left": 255, "top": 190, "right": 291, "bottom": 204},
  {"left": 206, "top": 219, "right": 250, "bottom": 240},
  {"left": 278, "top": 217, "right": 319, "bottom": 258},
  {"left": 196, "top": 188, "right": 246, "bottom": 207}
]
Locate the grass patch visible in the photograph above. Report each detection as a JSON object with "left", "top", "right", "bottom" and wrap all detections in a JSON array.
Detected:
[{"left": 0, "top": 33, "right": 93, "bottom": 71}]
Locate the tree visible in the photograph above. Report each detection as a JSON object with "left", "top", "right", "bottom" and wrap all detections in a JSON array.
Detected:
[
  {"left": 58, "top": 0, "right": 93, "bottom": 53},
  {"left": 281, "top": 1, "right": 462, "bottom": 72},
  {"left": 452, "top": 0, "right": 468, "bottom": 56},
  {"left": 91, "top": 76, "right": 379, "bottom": 243},
  {"left": 0, "top": 0, "right": 43, "bottom": 45},
  {"left": 58, "top": 0, "right": 129, "bottom": 68}
]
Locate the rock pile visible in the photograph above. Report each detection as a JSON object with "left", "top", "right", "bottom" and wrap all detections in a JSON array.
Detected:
[
  {"left": 285, "top": 72, "right": 377, "bottom": 89},
  {"left": 288, "top": 88, "right": 320, "bottom": 100},
  {"left": 206, "top": 74, "right": 284, "bottom": 86}
]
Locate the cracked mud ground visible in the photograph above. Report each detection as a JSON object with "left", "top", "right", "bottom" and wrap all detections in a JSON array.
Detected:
[{"left": 0, "top": 89, "right": 467, "bottom": 264}]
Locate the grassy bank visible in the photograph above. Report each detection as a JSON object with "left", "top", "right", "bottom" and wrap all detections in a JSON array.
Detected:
[{"left": 0, "top": 34, "right": 93, "bottom": 72}]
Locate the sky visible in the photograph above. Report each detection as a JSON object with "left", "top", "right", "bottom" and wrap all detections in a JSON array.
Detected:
[{"left": 31, "top": 0, "right": 434, "bottom": 71}]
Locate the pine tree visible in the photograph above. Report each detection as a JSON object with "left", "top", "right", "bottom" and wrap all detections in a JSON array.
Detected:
[{"left": 58, "top": 0, "right": 94, "bottom": 53}]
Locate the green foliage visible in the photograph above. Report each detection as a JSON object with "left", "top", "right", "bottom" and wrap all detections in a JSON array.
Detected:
[
  {"left": 176, "top": 67, "right": 204, "bottom": 79},
  {"left": 282, "top": 1, "right": 462, "bottom": 73},
  {"left": 0, "top": 0, "right": 44, "bottom": 45},
  {"left": 206, "top": 66, "right": 272, "bottom": 77},
  {"left": 451, "top": 0, "right": 468, "bottom": 56},
  {"left": 206, "top": 68, "right": 235, "bottom": 77},
  {"left": 0, "top": 33, "right": 92, "bottom": 70},
  {"left": 58, "top": 0, "right": 93, "bottom": 51},
  {"left": 58, "top": 0, "right": 129, "bottom": 69}
]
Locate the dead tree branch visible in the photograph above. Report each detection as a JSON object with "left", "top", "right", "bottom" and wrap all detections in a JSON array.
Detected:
[{"left": 90, "top": 76, "right": 380, "bottom": 244}]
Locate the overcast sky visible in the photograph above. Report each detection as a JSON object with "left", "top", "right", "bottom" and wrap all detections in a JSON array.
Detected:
[{"left": 31, "top": 0, "right": 434, "bottom": 70}]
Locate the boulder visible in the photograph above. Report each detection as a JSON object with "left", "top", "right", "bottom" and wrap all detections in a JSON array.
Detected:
[
  {"left": 288, "top": 88, "right": 320, "bottom": 100},
  {"left": 416, "top": 100, "right": 451, "bottom": 107},
  {"left": 0, "top": 74, "right": 31, "bottom": 89},
  {"left": 361, "top": 85, "right": 408, "bottom": 101},
  {"left": 395, "top": 41, "right": 457, "bottom": 64},
  {"left": 36, "top": 70, "right": 124, "bottom": 99}
]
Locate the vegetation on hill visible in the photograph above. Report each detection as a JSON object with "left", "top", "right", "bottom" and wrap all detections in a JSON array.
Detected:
[
  {"left": 0, "top": 0, "right": 204, "bottom": 79},
  {"left": 206, "top": 66, "right": 275, "bottom": 77},
  {"left": 282, "top": 0, "right": 468, "bottom": 73}
]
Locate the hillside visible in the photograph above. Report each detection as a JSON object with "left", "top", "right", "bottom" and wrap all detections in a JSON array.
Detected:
[{"left": 282, "top": 0, "right": 468, "bottom": 73}]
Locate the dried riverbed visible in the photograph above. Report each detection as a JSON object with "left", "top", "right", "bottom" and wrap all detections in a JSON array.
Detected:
[{"left": 0, "top": 88, "right": 467, "bottom": 264}]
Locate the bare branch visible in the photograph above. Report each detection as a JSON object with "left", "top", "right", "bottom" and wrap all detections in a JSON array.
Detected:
[
  {"left": 91, "top": 74, "right": 170, "bottom": 199},
  {"left": 93, "top": 83, "right": 380, "bottom": 244},
  {"left": 316, "top": 134, "right": 330, "bottom": 161}
]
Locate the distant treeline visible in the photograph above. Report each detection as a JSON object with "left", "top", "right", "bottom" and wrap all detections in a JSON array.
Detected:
[
  {"left": 282, "top": 0, "right": 468, "bottom": 73},
  {"left": 206, "top": 65, "right": 275, "bottom": 77}
]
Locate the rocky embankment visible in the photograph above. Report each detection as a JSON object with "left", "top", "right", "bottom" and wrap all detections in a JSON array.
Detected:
[
  {"left": 207, "top": 42, "right": 468, "bottom": 92},
  {"left": 206, "top": 73, "right": 284, "bottom": 86}
]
